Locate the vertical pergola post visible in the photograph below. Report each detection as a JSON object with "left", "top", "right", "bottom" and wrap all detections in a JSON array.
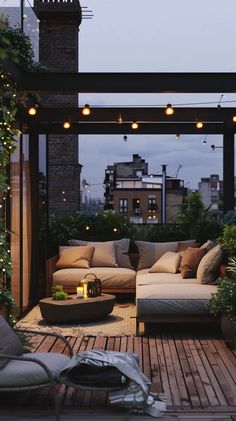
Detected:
[
  {"left": 223, "top": 132, "right": 235, "bottom": 213},
  {"left": 161, "top": 164, "right": 167, "bottom": 223}
]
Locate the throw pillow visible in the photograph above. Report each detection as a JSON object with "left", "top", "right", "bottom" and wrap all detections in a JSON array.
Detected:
[
  {"left": 149, "top": 252, "right": 181, "bottom": 274},
  {"left": 200, "top": 240, "right": 215, "bottom": 252},
  {"left": 135, "top": 241, "right": 178, "bottom": 270},
  {"left": 56, "top": 245, "right": 95, "bottom": 269},
  {"left": 179, "top": 247, "right": 207, "bottom": 279},
  {"left": 67, "top": 240, "right": 118, "bottom": 267},
  {"left": 197, "top": 245, "right": 223, "bottom": 284},
  {"left": 0, "top": 315, "right": 24, "bottom": 368}
]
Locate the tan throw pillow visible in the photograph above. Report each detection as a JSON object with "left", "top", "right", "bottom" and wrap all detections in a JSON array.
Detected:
[
  {"left": 149, "top": 252, "right": 182, "bottom": 274},
  {"left": 180, "top": 247, "right": 207, "bottom": 279},
  {"left": 135, "top": 241, "right": 178, "bottom": 270},
  {"left": 200, "top": 240, "right": 215, "bottom": 252},
  {"left": 197, "top": 245, "right": 223, "bottom": 284},
  {"left": 56, "top": 246, "right": 95, "bottom": 269},
  {"left": 67, "top": 240, "right": 117, "bottom": 267}
]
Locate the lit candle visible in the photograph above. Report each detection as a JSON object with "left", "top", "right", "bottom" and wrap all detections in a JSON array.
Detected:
[
  {"left": 83, "top": 283, "right": 88, "bottom": 299},
  {"left": 76, "top": 286, "right": 83, "bottom": 298}
]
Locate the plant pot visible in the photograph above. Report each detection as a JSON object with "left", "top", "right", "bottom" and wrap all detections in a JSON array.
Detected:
[{"left": 220, "top": 314, "right": 236, "bottom": 340}]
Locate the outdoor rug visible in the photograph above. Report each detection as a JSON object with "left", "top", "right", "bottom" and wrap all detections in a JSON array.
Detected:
[{"left": 16, "top": 303, "right": 136, "bottom": 337}]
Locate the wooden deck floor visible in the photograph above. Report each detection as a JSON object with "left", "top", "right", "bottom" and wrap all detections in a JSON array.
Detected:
[{"left": 0, "top": 329, "right": 236, "bottom": 420}]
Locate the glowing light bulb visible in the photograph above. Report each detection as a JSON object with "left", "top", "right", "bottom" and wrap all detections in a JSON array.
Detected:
[
  {"left": 82, "top": 104, "right": 91, "bottom": 116},
  {"left": 131, "top": 121, "right": 139, "bottom": 129},
  {"left": 63, "top": 121, "right": 71, "bottom": 129},
  {"left": 196, "top": 121, "right": 204, "bottom": 129},
  {"left": 165, "top": 104, "right": 174, "bottom": 115}
]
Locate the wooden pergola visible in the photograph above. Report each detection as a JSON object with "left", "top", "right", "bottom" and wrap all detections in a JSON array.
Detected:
[{"left": 13, "top": 69, "right": 235, "bottom": 213}]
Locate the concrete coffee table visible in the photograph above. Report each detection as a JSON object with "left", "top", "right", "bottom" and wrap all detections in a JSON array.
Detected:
[{"left": 39, "top": 294, "right": 115, "bottom": 323}]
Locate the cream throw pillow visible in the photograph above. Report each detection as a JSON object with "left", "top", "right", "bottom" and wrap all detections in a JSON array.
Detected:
[
  {"left": 56, "top": 246, "right": 95, "bottom": 269},
  {"left": 67, "top": 240, "right": 118, "bottom": 267},
  {"left": 135, "top": 241, "right": 179, "bottom": 270},
  {"left": 197, "top": 245, "right": 223, "bottom": 284},
  {"left": 149, "top": 252, "right": 181, "bottom": 273}
]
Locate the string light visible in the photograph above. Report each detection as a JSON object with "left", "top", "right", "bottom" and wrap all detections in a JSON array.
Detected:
[
  {"left": 82, "top": 104, "right": 91, "bottom": 116},
  {"left": 176, "top": 134, "right": 180, "bottom": 140},
  {"left": 28, "top": 105, "right": 38, "bottom": 116},
  {"left": 63, "top": 121, "right": 71, "bottom": 129},
  {"left": 85, "top": 225, "right": 90, "bottom": 231},
  {"left": 116, "top": 115, "right": 123, "bottom": 124},
  {"left": 196, "top": 121, "right": 204, "bottom": 129},
  {"left": 131, "top": 121, "right": 139, "bottom": 129},
  {"left": 232, "top": 116, "right": 236, "bottom": 122},
  {"left": 165, "top": 103, "right": 174, "bottom": 115}
]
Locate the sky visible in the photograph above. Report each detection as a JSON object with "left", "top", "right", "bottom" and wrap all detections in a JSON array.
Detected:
[{"left": 1, "top": 0, "right": 236, "bottom": 198}]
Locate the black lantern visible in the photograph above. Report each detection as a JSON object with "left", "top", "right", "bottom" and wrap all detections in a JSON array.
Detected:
[{"left": 81, "top": 273, "right": 102, "bottom": 298}]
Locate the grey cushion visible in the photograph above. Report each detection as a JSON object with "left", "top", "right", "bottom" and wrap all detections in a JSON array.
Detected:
[
  {"left": 136, "top": 271, "right": 200, "bottom": 286},
  {"left": 0, "top": 352, "right": 70, "bottom": 387},
  {"left": 136, "top": 283, "right": 218, "bottom": 316},
  {"left": 197, "top": 245, "right": 223, "bottom": 284},
  {"left": 0, "top": 316, "right": 24, "bottom": 368},
  {"left": 135, "top": 241, "right": 179, "bottom": 270}
]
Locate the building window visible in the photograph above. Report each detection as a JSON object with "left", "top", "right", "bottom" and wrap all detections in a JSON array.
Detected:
[
  {"left": 119, "top": 198, "right": 128, "bottom": 213},
  {"left": 133, "top": 198, "right": 141, "bottom": 215},
  {"left": 148, "top": 198, "right": 157, "bottom": 213}
]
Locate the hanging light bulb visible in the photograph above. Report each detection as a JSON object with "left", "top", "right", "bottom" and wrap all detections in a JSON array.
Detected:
[
  {"left": 63, "top": 120, "right": 71, "bottom": 129},
  {"left": 116, "top": 115, "right": 123, "bottom": 124},
  {"left": 203, "top": 140, "right": 207, "bottom": 145},
  {"left": 232, "top": 116, "right": 236, "bottom": 122},
  {"left": 176, "top": 134, "right": 180, "bottom": 140},
  {"left": 131, "top": 121, "right": 139, "bottom": 129},
  {"left": 196, "top": 121, "right": 204, "bottom": 129},
  {"left": 165, "top": 103, "right": 174, "bottom": 115},
  {"left": 123, "top": 135, "right": 128, "bottom": 142},
  {"left": 82, "top": 104, "right": 91, "bottom": 116},
  {"left": 28, "top": 105, "right": 38, "bottom": 116}
]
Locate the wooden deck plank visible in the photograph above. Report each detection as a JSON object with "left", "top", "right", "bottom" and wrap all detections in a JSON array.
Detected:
[
  {"left": 210, "top": 338, "right": 236, "bottom": 383},
  {"left": 181, "top": 336, "right": 209, "bottom": 408},
  {"left": 194, "top": 338, "right": 228, "bottom": 406},
  {"left": 168, "top": 335, "right": 192, "bottom": 408},
  {"left": 200, "top": 338, "right": 236, "bottom": 406},
  {"left": 148, "top": 337, "right": 162, "bottom": 393},
  {"left": 142, "top": 336, "right": 151, "bottom": 380},
  {"left": 187, "top": 338, "right": 219, "bottom": 407},
  {"left": 155, "top": 334, "right": 173, "bottom": 406},
  {"left": 162, "top": 334, "right": 182, "bottom": 408}
]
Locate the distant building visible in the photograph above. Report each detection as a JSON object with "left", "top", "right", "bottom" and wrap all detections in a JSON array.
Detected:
[
  {"left": 104, "top": 154, "right": 187, "bottom": 223},
  {"left": 198, "top": 174, "right": 236, "bottom": 219},
  {"left": 198, "top": 174, "right": 223, "bottom": 220}
]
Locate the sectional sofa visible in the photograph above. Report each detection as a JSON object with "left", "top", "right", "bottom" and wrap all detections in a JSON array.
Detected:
[{"left": 46, "top": 238, "right": 223, "bottom": 334}]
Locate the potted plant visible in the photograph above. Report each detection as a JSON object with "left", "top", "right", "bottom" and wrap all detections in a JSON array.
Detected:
[
  {"left": 52, "top": 285, "right": 68, "bottom": 301},
  {"left": 206, "top": 257, "right": 236, "bottom": 341}
]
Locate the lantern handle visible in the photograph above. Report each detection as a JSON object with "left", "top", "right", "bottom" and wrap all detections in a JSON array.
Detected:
[{"left": 83, "top": 273, "right": 97, "bottom": 281}]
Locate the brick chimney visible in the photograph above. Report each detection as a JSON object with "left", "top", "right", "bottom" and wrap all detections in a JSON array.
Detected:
[{"left": 34, "top": 0, "right": 82, "bottom": 214}]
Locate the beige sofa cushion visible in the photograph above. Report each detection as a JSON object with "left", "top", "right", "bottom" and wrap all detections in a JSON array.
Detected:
[
  {"left": 135, "top": 241, "right": 178, "bottom": 270},
  {"left": 67, "top": 241, "right": 117, "bottom": 267},
  {"left": 197, "top": 245, "right": 223, "bottom": 284},
  {"left": 177, "top": 240, "right": 197, "bottom": 252},
  {"left": 136, "top": 270, "right": 200, "bottom": 286},
  {"left": 68, "top": 238, "right": 133, "bottom": 268},
  {"left": 179, "top": 247, "right": 207, "bottom": 278},
  {"left": 149, "top": 252, "right": 181, "bottom": 274},
  {"left": 53, "top": 267, "right": 136, "bottom": 289},
  {"left": 56, "top": 246, "right": 95, "bottom": 269},
  {"left": 200, "top": 240, "right": 215, "bottom": 252}
]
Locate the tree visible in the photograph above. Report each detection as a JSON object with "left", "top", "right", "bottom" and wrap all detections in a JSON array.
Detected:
[{"left": 174, "top": 191, "right": 211, "bottom": 239}]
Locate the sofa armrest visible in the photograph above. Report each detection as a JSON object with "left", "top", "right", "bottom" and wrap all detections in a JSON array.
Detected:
[{"left": 46, "top": 255, "right": 58, "bottom": 296}]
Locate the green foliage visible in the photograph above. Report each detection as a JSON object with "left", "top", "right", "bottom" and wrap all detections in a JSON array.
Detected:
[
  {"left": 47, "top": 211, "right": 134, "bottom": 256},
  {"left": 217, "top": 224, "right": 236, "bottom": 258},
  {"left": 206, "top": 258, "right": 236, "bottom": 319},
  {"left": 132, "top": 223, "right": 188, "bottom": 242},
  {"left": 222, "top": 211, "right": 236, "bottom": 225},
  {"left": 52, "top": 285, "right": 68, "bottom": 301},
  {"left": 0, "top": 26, "right": 48, "bottom": 72},
  {"left": 174, "top": 191, "right": 211, "bottom": 239}
]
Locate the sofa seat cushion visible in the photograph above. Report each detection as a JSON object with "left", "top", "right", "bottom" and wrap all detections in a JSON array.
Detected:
[
  {"left": 136, "top": 270, "right": 200, "bottom": 286},
  {"left": 136, "top": 283, "right": 218, "bottom": 316},
  {"left": 53, "top": 267, "right": 136, "bottom": 289},
  {"left": 0, "top": 352, "right": 70, "bottom": 387}
]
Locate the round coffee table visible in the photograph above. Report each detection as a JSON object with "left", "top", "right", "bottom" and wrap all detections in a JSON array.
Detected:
[{"left": 39, "top": 294, "right": 115, "bottom": 323}]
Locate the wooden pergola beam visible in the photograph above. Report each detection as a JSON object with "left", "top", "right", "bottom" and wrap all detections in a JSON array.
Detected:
[
  {"left": 19, "top": 72, "right": 236, "bottom": 93},
  {"left": 24, "top": 122, "right": 228, "bottom": 135}
]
